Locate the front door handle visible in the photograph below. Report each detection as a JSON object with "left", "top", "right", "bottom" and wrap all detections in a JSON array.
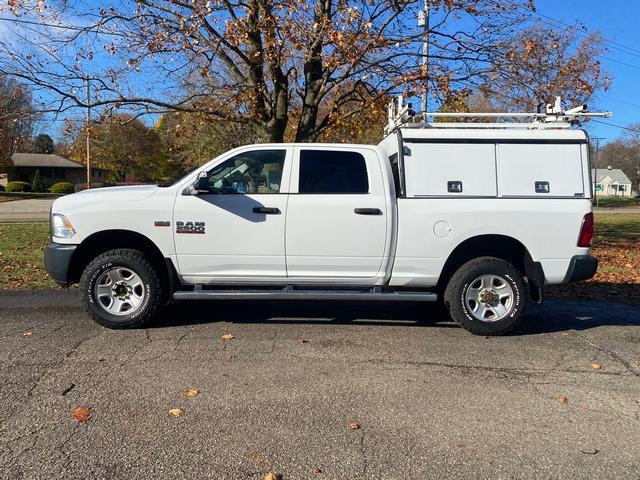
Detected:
[
  {"left": 253, "top": 207, "right": 281, "bottom": 215},
  {"left": 354, "top": 208, "right": 383, "bottom": 216}
]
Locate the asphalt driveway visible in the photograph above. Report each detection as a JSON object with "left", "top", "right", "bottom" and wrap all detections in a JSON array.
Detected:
[{"left": 0, "top": 290, "right": 638, "bottom": 479}]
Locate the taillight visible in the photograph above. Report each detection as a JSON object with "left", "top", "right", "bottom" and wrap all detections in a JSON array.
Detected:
[{"left": 577, "top": 212, "right": 594, "bottom": 247}]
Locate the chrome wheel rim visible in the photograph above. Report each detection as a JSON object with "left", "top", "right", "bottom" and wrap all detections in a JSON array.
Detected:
[
  {"left": 94, "top": 267, "right": 145, "bottom": 316},
  {"left": 465, "top": 274, "right": 514, "bottom": 322}
]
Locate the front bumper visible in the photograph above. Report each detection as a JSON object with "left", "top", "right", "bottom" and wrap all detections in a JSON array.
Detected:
[
  {"left": 563, "top": 255, "right": 598, "bottom": 283},
  {"left": 44, "top": 243, "right": 77, "bottom": 286}
]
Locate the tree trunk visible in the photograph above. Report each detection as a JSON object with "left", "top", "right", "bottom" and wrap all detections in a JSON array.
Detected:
[
  {"left": 295, "top": 0, "right": 332, "bottom": 143},
  {"left": 254, "top": 118, "right": 286, "bottom": 143}
]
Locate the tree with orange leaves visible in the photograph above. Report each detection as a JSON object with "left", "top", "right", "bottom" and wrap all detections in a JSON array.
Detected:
[{"left": 0, "top": 0, "right": 541, "bottom": 143}]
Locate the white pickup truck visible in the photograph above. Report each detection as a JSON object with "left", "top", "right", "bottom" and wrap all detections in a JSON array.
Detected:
[{"left": 44, "top": 106, "right": 599, "bottom": 335}]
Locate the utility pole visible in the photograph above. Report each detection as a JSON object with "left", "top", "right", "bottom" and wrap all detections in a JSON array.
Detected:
[
  {"left": 418, "top": 0, "right": 430, "bottom": 113},
  {"left": 85, "top": 76, "right": 91, "bottom": 190},
  {"left": 592, "top": 137, "right": 605, "bottom": 207}
]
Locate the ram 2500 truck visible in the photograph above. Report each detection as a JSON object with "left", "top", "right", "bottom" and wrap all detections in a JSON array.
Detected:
[{"left": 44, "top": 120, "right": 597, "bottom": 335}]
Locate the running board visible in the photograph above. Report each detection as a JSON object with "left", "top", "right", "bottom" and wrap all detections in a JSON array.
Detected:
[{"left": 173, "top": 289, "right": 437, "bottom": 302}]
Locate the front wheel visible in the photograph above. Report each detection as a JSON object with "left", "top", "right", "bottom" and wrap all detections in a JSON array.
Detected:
[
  {"left": 444, "top": 257, "right": 527, "bottom": 336},
  {"left": 80, "top": 249, "right": 162, "bottom": 329}
]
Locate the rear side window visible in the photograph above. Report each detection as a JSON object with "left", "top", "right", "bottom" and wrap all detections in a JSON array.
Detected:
[
  {"left": 389, "top": 153, "right": 401, "bottom": 197},
  {"left": 299, "top": 150, "right": 368, "bottom": 194}
]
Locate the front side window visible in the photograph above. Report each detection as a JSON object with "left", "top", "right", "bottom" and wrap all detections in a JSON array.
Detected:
[
  {"left": 299, "top": 150, "right": 368, "bottom": 194},
  {"left": 206, "top": 150, "right": 286, "bottom": 194}
]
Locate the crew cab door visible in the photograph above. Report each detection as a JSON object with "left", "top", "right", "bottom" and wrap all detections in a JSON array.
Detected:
[
  {"left": 173, "top": 147, "right": 292, "bottom": 281},
  {"left": 285, "top": 147, "right": 388, "bottom": 280}
]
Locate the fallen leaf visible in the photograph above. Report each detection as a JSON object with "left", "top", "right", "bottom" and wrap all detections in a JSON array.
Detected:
[
  {"left": 554, "top": 395, "right": 568, "bottom": 405},
  {"left": 71, "top": 406, "right": 92, "bottom": 423},
  {"left": 183, "top": 389, "right": 199, "bottom": 397},
  {"left": 296, "top": 337, "right": 307, "bottom": 344},
  {"left": 264, "top": 473, "right": 279, "bottom": 480},
  {"left": 349, "top": 422, "right": 360, "bottom": 430},
  {"left": 221, "top": 334, "right": 235, "bottom": 341},
  {"left": 22, "top": 331, "right": 32, "bottom": 337},
  {"left": 591, "top": 363, "right": 602, "bottom": 370},
  {"left": 580, "top": 448, "right": 599, "bottom": 455},
  {"left": 169, "top": 408, "right": 184, "bottom": 417}
]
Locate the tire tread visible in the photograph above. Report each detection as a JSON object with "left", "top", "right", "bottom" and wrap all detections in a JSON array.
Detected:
[
  {"left": 444, "top": 256, "right": 527, "bottom": 336},
  {"left": 80, "top": 248, "right": 162, "bottom": 329}
]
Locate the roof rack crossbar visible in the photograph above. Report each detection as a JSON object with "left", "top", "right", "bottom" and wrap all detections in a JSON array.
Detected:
[{"left": 384, "top": 95, "right": 612, "bottom": 135}]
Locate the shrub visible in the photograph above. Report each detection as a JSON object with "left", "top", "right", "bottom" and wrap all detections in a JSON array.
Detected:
[
  {"left": 31, "top": 169, "right": 45, "bottom": 192},
  {"left": 50, "top": 182, "right": 75, "bottom": 195},
  {"left": 6, "top": 181, "right": 32, "bottom": 193}
]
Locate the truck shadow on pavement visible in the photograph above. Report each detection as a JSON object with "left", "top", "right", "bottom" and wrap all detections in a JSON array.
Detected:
[{"left": 152, "top": 298, "right": 640, "bottom": 336}]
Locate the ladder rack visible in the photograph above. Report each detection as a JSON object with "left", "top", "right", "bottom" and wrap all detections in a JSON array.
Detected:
[{"left": 384, "top": 96, "right": 612, "bottom": 135}]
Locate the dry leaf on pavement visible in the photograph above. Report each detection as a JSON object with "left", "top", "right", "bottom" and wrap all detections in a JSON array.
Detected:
[
  {"left": 221, "top": 334, "right": 235, "bottom": 341},
  {"left": 71, "top": 406, "right": 92, "bottom": 423},
  {"left": 169, "top": 408, "right": 184, "bottom": 417},
  {"left": 183, "top": 389, "right": 199, "bottom": 397},
  {"left": 554, "top": 395, "right": 568, "bottom": 405},
  {"left": 591, "top": 363, "right": 602, "bottom": 370},
  {"left": 296, "top": 337, "right": 307, "bottom": 344},
  {"left": 349, "top": 422, "right": 360, "bottom": 430},
  {"left": 264, "top": 473, "right": 279, "bottom": 480},
  {"left": 22, "top": 331, "right": 32, "bottom": 337}
]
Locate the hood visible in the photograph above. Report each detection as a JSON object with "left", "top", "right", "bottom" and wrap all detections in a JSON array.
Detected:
[{"left": 52, "top": 184, "right": 159, "bottom": 213}]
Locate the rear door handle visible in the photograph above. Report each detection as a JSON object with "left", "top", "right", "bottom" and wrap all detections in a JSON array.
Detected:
[
  {"left": 354, "top": 208, "right": 383, "bottom": 216},
  {"left": 253, "top": 207, "right": 281, "bottom": 215}
]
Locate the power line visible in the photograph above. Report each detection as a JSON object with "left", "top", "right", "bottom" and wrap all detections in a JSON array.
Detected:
[
  {"left": 600, "top": 55, "right": 640, "bottom": 71},
  {"left": 0, "top": 16, "right": 126, "bottom": 37},
  {"left": 592, "top": 119, "right": 640, "bottom": 134},
  {"left": 0, "top": 16, "right": 88, "bottom": 31},
  {"left": 601, "top": 95, "right": 640, "bottom": 109},
  {"left": 532, "top": 15, "right": 640, "bottom": 71},
  {"left": 533, "top": 11, "right": 640, "bottom": 59}
]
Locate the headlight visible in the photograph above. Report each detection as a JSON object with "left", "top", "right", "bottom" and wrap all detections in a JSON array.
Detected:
[{"left": 51, "top": 214, "right": 76, "bottom": 239}]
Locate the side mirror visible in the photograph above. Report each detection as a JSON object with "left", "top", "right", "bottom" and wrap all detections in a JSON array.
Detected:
[
  {"left": 182, "top": 174, "right": 210, "bottom": 196},
  {"left": 195, "top": 175, "right": 210, "bottom": 194}
]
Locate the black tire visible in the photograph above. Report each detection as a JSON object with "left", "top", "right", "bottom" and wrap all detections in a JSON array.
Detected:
[
  {"left": 80, "top": 249, "right": 162, "bottom": 329},
  {"left": 443, "top": 256, "right": 527, "bottom": 336}
]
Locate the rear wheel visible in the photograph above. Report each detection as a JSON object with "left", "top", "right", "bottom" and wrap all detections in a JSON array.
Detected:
[
  {"left": 444, "top": 256, "right": 526, "bottom": 335},
  {"left": 80, "top": 249, "right": 162, "bottom": 329}
]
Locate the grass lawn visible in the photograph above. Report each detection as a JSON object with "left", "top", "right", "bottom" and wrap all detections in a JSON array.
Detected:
[
  {"left": 592, "top": 214, "right": 640, "bottom": 280},
  {"left": 0, "top": 216, "right": 638, "bottom": 304},
  {"left": 593, "top": 196, "right": 639, "bottom": 208},
  {"left": 546, "top": 213, "right": 639, "bottom": 304},
  {"left": 0, "top": 222, "right": 56, "bottom": 289},
  {"left": 594, "top": 213, "right": 640, "bottom": 243},
  {"left": 0, "top": 192, "right": 61, "bottom": 200}
]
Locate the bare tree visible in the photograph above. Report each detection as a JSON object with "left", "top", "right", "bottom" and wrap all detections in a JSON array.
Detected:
[
  {"left": 483, "top": 26, "right": 611, "bottom": 110},
  {"left": 0, "top": 75, "right": 34, "bottom": 171},
  {"left": 435, "top": 25, "right": 611, "bottom": 115}
]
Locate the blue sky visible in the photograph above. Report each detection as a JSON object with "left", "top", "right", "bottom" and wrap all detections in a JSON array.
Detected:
[{"left": 534, "top": 0, "right": 640, "bottom": 143}]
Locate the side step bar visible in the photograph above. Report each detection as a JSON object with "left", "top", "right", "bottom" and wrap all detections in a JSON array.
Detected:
[{"left": 173, "top": 289, "right": 437, "bottom": 302}]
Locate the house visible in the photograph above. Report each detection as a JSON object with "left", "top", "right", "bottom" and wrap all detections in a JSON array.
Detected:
[
  {"left": 591, "top": 168, "right": 633, "bottom": 197},
  {"left": 1, "top": 153, "right": 107, "bottom": 189}
]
